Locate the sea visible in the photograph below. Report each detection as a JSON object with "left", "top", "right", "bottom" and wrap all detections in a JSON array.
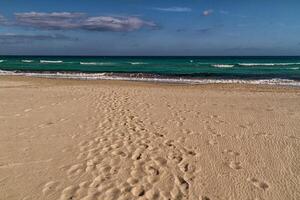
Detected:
[{"left": 1, "top": 56, "right": 300, "bottom": 86}]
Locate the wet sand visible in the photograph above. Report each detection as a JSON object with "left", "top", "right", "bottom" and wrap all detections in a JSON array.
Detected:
[{"left": 0, "top": 76, "right": 299, "bottom": 200}]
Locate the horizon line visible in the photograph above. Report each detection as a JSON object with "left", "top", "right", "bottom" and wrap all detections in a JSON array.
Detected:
[{"left": 1, "top": 55, "right": 300, "bottom": 57}]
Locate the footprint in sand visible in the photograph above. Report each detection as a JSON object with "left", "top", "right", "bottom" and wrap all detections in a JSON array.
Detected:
[
  {"left": 67, "top": 164, "right": 85, "bottom": 177},
  {"left": 59, "top": 185, "right": 79, "bottom": 200},
  {"left": 131, "top": 185, "right": 145, "bottom": 197},
  {"left": 255, "top": 131, "right": 272, "bottom": 137},
  {"left": 208, "top": 139, "right": 217, "bottom": 145},
  {"left": 248, "top": 178, "right": 269, "bottom": 191},
  {"left": 222, "top": 149, "right": 240, "bottom": 156},
  {"left": 200, "top": 196, "right": 211, "bottom": 200},
  {"left": 177, "top": 136, "right": 186, "bottom": 143},
  {"left": 228, "top": 161, "right": 242, "bottom": 170},
  {"left": 182, "top": 129, "right": 195, "bottom": 136},
  {"left": 55, "top": 92, "right": 199, "bottom": 200},
  {"left": 42, "top": 181, "right": 60, "bottom": 195}
]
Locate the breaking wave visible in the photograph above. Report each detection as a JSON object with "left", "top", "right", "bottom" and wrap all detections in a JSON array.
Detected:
[
  {"left": 22, "top": 60, "right": 34, "bottom": 63},
  {"left": 212, "top": 64, "right": 234, "bottom": 68},
  {"left": 238, "top": 63, "right": 300, "bottom": 66},
  {"left": 1, "top": 70, "right": 299, "bottom": 87},
  {"left": 129, "top": 62, "right": 148, "bottom": 65},
  {"left": 80, "top": 62, "right": 115, "bottom": 66},
  {"left": 40, "top": 60, "right": 63, "bottom": 63}
]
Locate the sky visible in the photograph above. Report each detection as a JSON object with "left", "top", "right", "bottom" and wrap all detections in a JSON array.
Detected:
[{"left": 0, "top": 0, "right": 300, "bottom": 56}]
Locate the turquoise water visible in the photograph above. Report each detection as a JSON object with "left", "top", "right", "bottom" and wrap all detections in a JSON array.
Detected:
[{"left": 1, "top": 56, "right": 300, "bottom": 85}]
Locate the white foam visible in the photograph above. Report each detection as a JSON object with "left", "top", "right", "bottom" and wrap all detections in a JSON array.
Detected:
[
  {"left": 238, "top": 63, "right": 300, "bottom": 66},
  {"left": 0, "top": 60, "right": 4, "bottom": 63},
  {"left": 0, "top": 70, "right": 14, "bottom": 74},
  {"left": 0, "top": 70, "right": 299, "bottom": 87},
  {"left": 40, "top": 60, "right": 63, "bottom": 63},
  {"left": 212, "top": 64, "right": 234, "bottom": 68},
  {"left": 129, "top": 62, "right": 148, "bottom": 65},
  {"left": 80, "top": 62, "right": 114, "bottom": 66},
  {"left": 22, "top": 60, "right": 34, "bottom": 63}
]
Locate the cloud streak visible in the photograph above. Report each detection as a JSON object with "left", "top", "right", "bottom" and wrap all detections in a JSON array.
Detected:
[
  {"left": 153, "top": 7, "right": 192, "bottom": 12},
  {"left": 0, "top": 14, "right": 6, "bottom": 24},
  {"left": 0, "top": 33, "right": 76, "bottom": 44},
  {"left": 202, "top": 9, "right": 214, "bottom": 16},
  {"left": 13, "top": 12, "right": 157, "bottom": 32}
]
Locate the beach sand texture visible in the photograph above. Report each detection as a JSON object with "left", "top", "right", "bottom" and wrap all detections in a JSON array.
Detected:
[{"left": 0, "top": 76, "right": 299, "bottom": 200}]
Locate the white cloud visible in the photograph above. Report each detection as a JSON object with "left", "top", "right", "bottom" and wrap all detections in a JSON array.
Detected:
[
  {"left": 13, "top": 12, "right": 158, "bottom": 32},
  {"left": 82, "top": 16, "right": 157, "bottom": 31},
  {"left": 14, "top": 12, "right": 85, "bottom": 30},
  {"left": 203, "top": 9, "right": 214, "bottom": 16},
  {"left": 153, "top": 7, "right": 192, "bottom": 12}
]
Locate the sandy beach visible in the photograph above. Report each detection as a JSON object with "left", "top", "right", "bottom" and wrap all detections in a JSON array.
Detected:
[{"left": 0, "top": 76, "right": 299, "bottom": 200}]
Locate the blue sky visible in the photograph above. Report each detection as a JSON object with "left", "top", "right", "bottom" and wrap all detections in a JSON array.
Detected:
[{"left": 0, "top": 0, "right": 300, "bottom": 56}]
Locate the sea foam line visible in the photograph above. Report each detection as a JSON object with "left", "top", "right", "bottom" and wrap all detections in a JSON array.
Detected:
[
  {"left": 0, "top": 70, "right": 299, "bottom": 87},
  {"left": 40, "top": 60, "right": 63, "bottom": 63},
  {"left": 238, "top": 63, "right": 300, "bottom": 66},
  {"left": 129, "top": 62, "right": 148, "bottom": 65},
  {"left": 80, "top": 62, "right": 115, "bottom": 66},
  {"left": 22, "top": 60, "right": 34, "bottom": 63},
  {"left": 212, "top": 64, "right": 234, "bottom": 68}
]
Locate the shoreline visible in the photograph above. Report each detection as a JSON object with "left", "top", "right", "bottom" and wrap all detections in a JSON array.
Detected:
[
  {"left": 1, "top": 74, "right": 300, "bottom": 89},
  {"left": 1, "top": 74, "right": 300, "bottom": 91}
]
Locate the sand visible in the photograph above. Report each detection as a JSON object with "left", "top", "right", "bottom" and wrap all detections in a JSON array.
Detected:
[{"left": 0, "top": 76, "right": 299, "bottom": 200}]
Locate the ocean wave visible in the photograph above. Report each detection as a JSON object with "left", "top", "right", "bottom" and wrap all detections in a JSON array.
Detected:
[
  {"left": 212, "top": 64, "right": 234, "bottom": 68},
  {"left": 40, "top": 60, "right": 63, "bottom": 63},
  {"left": 80, "top": 62, "right": 115, "bottom": 66},
  {"left": 1, "top": 70, "right": 299, "bottom": 87},
  {"left": 22, "top": 60, "right": 34, "bottom": 63},
  {"left": 0, "top": 70, "right": 14, "bottom": 74},
  {"left": 0, "top": 60, "right": 4, "bottom": 63},
  {"left": 238, "top": 63, "right": 300, "bottom": 66},
  {"left": 129, "top": 62, "right": 148, "bottom": 65}
]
